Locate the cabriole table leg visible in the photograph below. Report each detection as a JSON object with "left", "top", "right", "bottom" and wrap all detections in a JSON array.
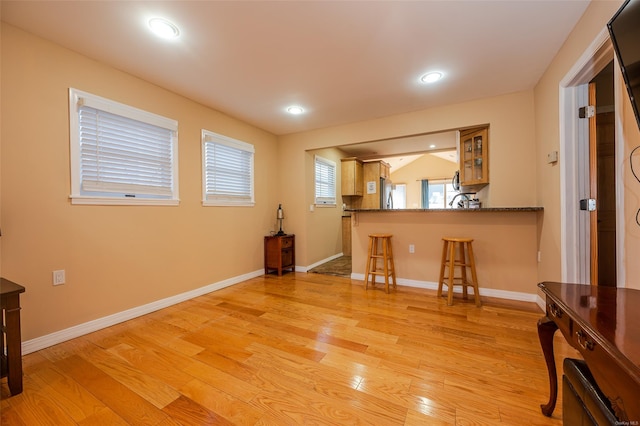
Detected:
[{"left": 537, "top": 316, "right": 559, "bottom": 416}]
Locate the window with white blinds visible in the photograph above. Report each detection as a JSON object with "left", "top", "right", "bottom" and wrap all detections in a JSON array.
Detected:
[
  {"left": 314, "top": 155, "right": 336, "bottom": 206},
  {"left": 202, "top": 130, "right": 255, "bottom": 206},
  {"left": 69, "top": 88, "right": 179, "bottom": 205}
]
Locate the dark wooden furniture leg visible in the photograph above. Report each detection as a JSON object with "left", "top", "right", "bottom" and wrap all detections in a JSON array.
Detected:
[
  {"left": 538, "top": 316, "right": 558, "bottom": 416},
  {"left": 1, "top": 278, "right": 26, "bottom": 396},
  {"left": 5, "top": 295, "right": 23, "bottom": 395}
]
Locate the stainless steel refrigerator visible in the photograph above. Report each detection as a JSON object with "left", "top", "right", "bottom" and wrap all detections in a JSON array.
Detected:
[{"left": 380, "top": 177, "right": 394, "bottom": 209}]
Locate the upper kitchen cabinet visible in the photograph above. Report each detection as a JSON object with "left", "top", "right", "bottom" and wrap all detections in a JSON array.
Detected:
[
  {"left": 364, "top": 160, "right": 390, "bottom": 181},
  {"left": 341, "top": 158, "right": 363, "bottom": 196},
  {"left": 459, "top": 126, "right": 489, "bottom": 187}
]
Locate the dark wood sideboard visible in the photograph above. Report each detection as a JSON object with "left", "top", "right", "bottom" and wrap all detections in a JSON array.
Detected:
[{"left": 537, "top": 282, "right": 640, "bottom": 422}]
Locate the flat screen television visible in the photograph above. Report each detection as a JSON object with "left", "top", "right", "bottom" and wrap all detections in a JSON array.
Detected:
[{"left": 608, "top": 0, "right": 640, "bottom": 130}]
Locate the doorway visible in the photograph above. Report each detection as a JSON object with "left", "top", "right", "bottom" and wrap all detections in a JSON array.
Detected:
[
  {"left": 589, "top": 63, "right": 617, "bottom": 286},
  {"left": 560, "top": 28, "right": 625, "bottom": 286}
]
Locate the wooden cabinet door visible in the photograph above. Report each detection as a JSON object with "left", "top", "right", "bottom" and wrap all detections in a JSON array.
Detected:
[
  {"left": 459, "top": 127, "right": 489, "bottom": 187},
  {"left": 341, "top": 158, "right": 363, "bottom": 196}
]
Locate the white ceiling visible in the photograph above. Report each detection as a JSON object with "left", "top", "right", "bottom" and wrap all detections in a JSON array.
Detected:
[{"left": 1, "top": 1, "right": 590, "bottom": 136}]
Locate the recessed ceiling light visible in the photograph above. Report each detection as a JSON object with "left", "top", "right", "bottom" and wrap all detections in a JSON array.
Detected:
[
  {"left": 429, "top": 144, "right": 436, "bottom": 148},
  {"left": 420, "top": 71, "right": 443, "bottom": 84},
  {"left": 286, "top": 106, "right": 305, "bottom": 115},
  {"left": 148, "top": 18, "right": 180, "bottom": 39}
]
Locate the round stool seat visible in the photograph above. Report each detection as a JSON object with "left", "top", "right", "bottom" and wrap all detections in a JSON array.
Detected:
[
  {"left": 438, "top": 237, "right": 481, "bottom": 306},
  {"left": 442, "top": 237, "right": 473, "bottom": 243}
]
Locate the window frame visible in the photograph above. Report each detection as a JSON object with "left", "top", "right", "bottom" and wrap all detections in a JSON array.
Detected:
[
  {"left": 314, "top": 155, "right": 337, "bottom": 206},
  {"left": 392, "top": 183, "right": 407, "bottom": 209},
  {"left": 201, "top": 129, "right": 255, "bottom": 207},
  {"left": 68, "top": 88, "right": 179, "bottom": 206},
  {"left": 426, "top": 179, "right": 457, "bottom": 209}
]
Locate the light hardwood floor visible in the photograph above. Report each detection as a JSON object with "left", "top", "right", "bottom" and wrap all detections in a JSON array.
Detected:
[{"left": 1, "top": 273, "right": 579, "bottom": 425}]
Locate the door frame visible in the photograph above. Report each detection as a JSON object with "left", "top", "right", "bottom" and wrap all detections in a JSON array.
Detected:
[{"left": 559, "top": 27, "right": 626, "bottom": 286}]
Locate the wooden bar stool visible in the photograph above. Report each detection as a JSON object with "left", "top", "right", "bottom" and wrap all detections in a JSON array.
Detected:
[
  {"left": 438, "top": 237, "right": 481, "bottom": 306},
  {"left": 364, "top": 234, "right": 397, "bottom": 293}
]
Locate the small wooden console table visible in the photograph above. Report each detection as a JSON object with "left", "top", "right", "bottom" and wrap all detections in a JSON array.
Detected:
[
  {"left": 1, "top": 277, "right": 26, "bottom": 395},
  {"left": 537, "top": 282, "right": 640, "bottom": 422}
]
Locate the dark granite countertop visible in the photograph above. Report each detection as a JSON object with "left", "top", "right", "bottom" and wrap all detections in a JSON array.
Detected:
[{"left": 347, "top": 207, "right": 543, "bottom": 213}]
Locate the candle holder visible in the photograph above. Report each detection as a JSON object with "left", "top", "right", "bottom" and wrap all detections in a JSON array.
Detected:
[{"left": 276, "top": 204, "right": 285, "bottom": 236}]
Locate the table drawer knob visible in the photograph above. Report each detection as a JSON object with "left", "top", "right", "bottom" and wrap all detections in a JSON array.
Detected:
[
  {"left": 549, "top": 303, "right": 563, "bottom": 318},
  {"left": 576, "top": 330, "right": 595, "bottom": 351}
]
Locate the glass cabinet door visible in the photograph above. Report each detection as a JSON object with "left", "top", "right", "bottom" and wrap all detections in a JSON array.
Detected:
[{"left": 459, "top": 127, "right": 488, "bottom": 186}]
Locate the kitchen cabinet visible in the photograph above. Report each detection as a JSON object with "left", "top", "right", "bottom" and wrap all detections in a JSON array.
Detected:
[
  {"left": 340, "top": 158, "right": 363, "bottom": 196},
  {"left": 361, "top": 160, "right": 391, "bottom": 209},
  {"left": 459, "top": 126, "right": 489, "bottom": 187},
  {"left": 342, "top": 216, "right": 352, "bottom": 256},
  {"left": 264, "top": 234, "right": 295, "bottom": 276}
]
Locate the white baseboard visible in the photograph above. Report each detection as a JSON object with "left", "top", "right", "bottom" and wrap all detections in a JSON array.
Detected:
[
  {"left": 350, "top": 273, "right": 539, "bottom": 303},
  {"left": 297, "top": 253, "right": 344, "bottom": 273},
  {"left": 535, "top": 294, "right": 546, "bottom": 312},
  {"left": 21, "top": 269, "right": 264, "bottom": 355}
]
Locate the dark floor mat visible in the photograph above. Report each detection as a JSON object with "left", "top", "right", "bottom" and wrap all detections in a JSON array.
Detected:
[{"left": 309, "top": 256, "right": 352, "bottom": 278}]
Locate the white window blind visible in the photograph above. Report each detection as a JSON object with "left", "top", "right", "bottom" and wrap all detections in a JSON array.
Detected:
[
  {"left": 315, "top": 155, "right": 336, "bottom": 205},
  {"left": 202, "top": 130, "right": 254, "bottom": 206},
  {"left": 69, "top": 88, "right": 179, "bottom": 205}
]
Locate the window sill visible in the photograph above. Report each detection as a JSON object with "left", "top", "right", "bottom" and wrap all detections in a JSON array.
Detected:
[
  {"left": 70, "top": 196, "right": 179, "bottom": 206},
  {"left": 202, "top": 200, "right": 255, "bottom": 207}
]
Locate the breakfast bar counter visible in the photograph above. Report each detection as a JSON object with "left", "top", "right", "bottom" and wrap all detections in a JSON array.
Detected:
[
  {"left": 346, "top": 207, "right": 543, "bottom": 299},
  {"left": 347, "top": 207, "right": 543, "bottom": 213}
]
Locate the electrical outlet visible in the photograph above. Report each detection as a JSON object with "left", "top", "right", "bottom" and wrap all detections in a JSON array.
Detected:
[
  {"left": 53, "top": 269, "right": 66, "bottom": 286},
  {"left": 409, "top": 244, "right": 415, "bottom": 253}
]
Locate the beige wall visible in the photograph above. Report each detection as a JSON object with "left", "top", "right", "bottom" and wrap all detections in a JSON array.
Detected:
[
  {"left": 390, "top": 154, "right": 459, "bottom": 209},
  {"left": 280, "top": 90, "right": 538, "bottom": 267},
  {"left": 1, "top": 24, "right": 279, "bottom": 341},
  {"left": 305, "top": 147, "right": 344, "bottom": 265},
  {"left": 533, "top": 0, "right": 640, "bottom": 289},
  {"left": 622, "top": 87, "right": 640, "bottom": 286},
  {"left": 351, "top": 211, "right": 539, "bottom": 295}
]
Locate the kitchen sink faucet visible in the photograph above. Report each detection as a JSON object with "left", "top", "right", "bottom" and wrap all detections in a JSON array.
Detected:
[{"left": 449, "top": 192, "right": 476, "bottom": 208}]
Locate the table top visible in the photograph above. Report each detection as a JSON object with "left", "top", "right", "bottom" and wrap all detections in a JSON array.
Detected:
[
  {"left": 538, "top": 282, "right": 640, "bottom": 373},
  {"left": 0, "top": 278, "right": 26, "bottom": 297}
]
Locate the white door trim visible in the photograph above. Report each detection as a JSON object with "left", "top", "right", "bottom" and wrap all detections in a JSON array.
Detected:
[
  {"left": 559, "top": 27, "right": 627, "bottom": 286},
  {"left": 559, "top": 27, "right": 614, "bottom": 284}
]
